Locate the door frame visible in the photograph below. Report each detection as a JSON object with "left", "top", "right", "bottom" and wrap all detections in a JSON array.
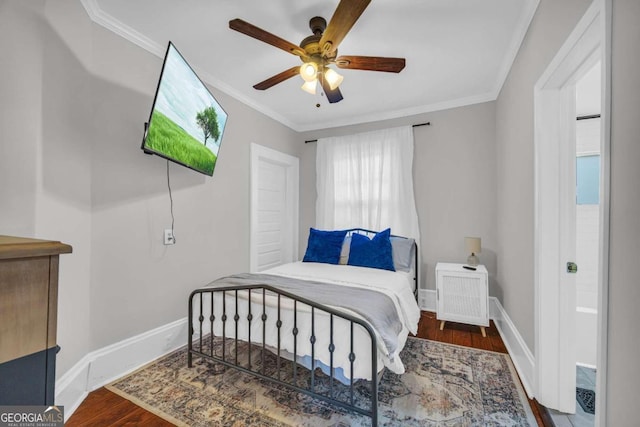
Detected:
[
  {"left": 533, "top": 0, "right": 610, "bottom": 423},
  {"left": 249, "top": 143, "right": 299, "bottom": 273}
]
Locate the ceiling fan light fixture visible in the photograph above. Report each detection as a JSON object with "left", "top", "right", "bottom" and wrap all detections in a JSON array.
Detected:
[
  {"left": 301, "top": 79, "right": 317, "bottom": 95},
  {"left": 324, "top": 67, "right": 344, "bottom": 90},
  {"left": 230, "top": 1, "right": 404, "bottom": 104},
  {"left": 300, "top": 62, "right": 318, "bottom": 82}
]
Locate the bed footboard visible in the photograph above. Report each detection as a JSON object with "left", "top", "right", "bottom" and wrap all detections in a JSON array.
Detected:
[{"left": 188, "top": 284, "right": 379, "bottom": 426}]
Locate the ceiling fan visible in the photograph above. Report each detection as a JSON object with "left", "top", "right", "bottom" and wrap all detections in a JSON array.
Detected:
[{"left": 229, "top": 0, "right": 406, "bottom": 103}]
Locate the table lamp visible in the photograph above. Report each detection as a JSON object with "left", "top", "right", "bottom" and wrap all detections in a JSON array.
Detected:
[{"left": 465, "top": 237, "right": 481, "bottom": 266}]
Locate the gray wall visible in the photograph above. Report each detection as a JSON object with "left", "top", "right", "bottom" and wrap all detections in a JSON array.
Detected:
[
  {"left": 0, "top": 0, "right": 301, "bottom": 375},
  {"left": 299, "top": 102, "right": 498, "bottom": 295},
  {"left": 0, "top": 1, "right": 41, "bottom": 237},
  {"left": 3, "top": 1, "right": 639, "bottom": 422},
  {"left": 494, "top": 0, "right": 592, "bottom": 351},
  {"left": 0, "top": 0, "right": 94, "bottom": 376},
  {"left": 607, "top": 0, "right": 640, "bottom": 424},
  {"left": 495, "top": 0, "right": 640, "bottom": 422},
  {"left": 40, "top": 0, "right": 94, "bottom": 375},
  {"left": 87, "top": 22, "right": 302, "bottom": 349}
]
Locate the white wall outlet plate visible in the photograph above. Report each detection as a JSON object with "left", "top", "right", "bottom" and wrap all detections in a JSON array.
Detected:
[{"left": 164, "top": 229, "right": 175, "bottom": 245}]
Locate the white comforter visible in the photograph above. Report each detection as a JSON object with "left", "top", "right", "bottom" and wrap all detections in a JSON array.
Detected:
[{"left": 197, "top": 262, "right": 421, "bottom": 381}]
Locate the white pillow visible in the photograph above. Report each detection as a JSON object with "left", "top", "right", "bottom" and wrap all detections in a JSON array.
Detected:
[{"left": 339, "top": 235, "right": 351, "bottom": 265}]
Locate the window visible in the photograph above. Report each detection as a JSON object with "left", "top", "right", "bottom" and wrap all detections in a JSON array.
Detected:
[
  {"left": 315, "top": 126, "right": 420, "bottom": 243},
  {"left": 576, "top": 155, "right": 600, "bottom": 205}
]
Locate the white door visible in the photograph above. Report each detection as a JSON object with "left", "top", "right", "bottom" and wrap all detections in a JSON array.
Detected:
[
  {"left": 574, "top": 63, "right": 602, "bottom": 370},
  {"left": 535, "top": 84, "right": 578, "bottom": 413},
  {"left": 250, "top": 144, "right": 299, "bottom": 272},
  {"left": 534, "top": 2, "right": 609, "bottom": 421}
]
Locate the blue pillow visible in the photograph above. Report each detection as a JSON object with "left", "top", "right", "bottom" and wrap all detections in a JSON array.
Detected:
[
  {"left": 303, "top": 228, "right": 348, "bottom": 264},
  {"left": 347, "top": 229, "right": 395, "bottom": 271}
]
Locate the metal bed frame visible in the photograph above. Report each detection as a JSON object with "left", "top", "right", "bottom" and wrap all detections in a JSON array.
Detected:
[{"left": 187, "top": 228, "right": 418, "bottom": 426}]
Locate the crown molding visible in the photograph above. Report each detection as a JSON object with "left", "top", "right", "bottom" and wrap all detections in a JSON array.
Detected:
[
  {"left": 296, "top": 91, "right": 497, "bottom": 132},
  {"left": 492, "top": 0, "right": 541, "bottom": 97},
  {"left": 80, "top": 0, "right": 538, "bottom": 133},
  {"left": 80, "top": 0, "right": 163, "bottom": 57},
  {"left": 79, "top": 0, "right": 299, "bottom": 131}
]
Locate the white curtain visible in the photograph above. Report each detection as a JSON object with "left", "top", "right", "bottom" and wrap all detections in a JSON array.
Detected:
[{"left": 315, "top": 126, "right": 421, "bottom": 244}]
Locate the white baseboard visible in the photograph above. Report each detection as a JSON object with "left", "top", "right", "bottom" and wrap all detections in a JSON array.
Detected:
[
  {"left": 55, "top": 317, "right": 188, "bottom": 421},
  {"left": 489, "top": 297, "right": 536, "bottom": 398},
  {"left": 55, "top": 354, "right": 91, "bottom": 420},
  {"left": 418, "top": 288, "right": 436, "bottom": 311},
  {"left": 56, "top": 293, "right": 537, "bottom": 421},
  {"left": 419, "top": 289, "right": 535, "bottom": 398}
]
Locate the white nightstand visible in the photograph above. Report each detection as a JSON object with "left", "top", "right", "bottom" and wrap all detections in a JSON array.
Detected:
[{"left": 435, "top": 262, "right": 489, "bottom": 337}]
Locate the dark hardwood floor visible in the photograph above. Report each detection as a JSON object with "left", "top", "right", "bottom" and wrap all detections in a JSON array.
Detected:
[{"left": 66, "top": 311, "right": 552, "bottom": 426}]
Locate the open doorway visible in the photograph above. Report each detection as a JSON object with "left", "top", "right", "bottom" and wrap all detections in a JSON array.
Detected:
[{"left": 533, "top": 1, "right": 609, "bottom": 426}]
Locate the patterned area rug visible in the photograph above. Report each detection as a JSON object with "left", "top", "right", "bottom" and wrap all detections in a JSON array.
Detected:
[{"left": 106, "top": 337, "right": 535, "bottom": 426}]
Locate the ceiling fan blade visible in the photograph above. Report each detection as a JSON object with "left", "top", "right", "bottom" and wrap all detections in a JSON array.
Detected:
[
  {"left": 336, "top": 55, "right": 406, "bottom": 73},
  {"left": 229, "top": 19, "right": 306, "bottom": 57},
  {"left": 253, "top": 66, "right": 300, "bottom": 90},
  {"left": 320, "top": 78, "right": 344, "bottom": 103},
  {"left": 319, "top": 0, "right": 371, "bottom": 55}
]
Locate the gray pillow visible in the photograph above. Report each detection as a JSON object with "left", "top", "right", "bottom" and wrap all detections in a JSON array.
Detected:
[{"left": 390, "top": 237, "right": 415, "bottom": 272}]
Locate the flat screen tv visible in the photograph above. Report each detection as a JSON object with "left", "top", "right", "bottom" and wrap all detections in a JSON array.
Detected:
[{"left": 142, "top": 42, "right": 227, "bottom": 176}]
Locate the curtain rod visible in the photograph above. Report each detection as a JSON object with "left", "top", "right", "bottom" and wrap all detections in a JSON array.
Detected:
[
  {"left": 304, "top": 122, "right": 431, "bottom": 144},
  {"left": 576, "top": 114, "right": 601, "bottom": 120}
]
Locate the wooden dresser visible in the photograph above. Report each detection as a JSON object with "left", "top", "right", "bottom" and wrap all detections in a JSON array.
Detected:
[{"left": 0, "top": 236, "right": 72, "bottom": 405}]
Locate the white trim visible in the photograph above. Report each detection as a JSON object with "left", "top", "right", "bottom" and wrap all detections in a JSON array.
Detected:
[
  {"left": 55, "top": 355, "right": 91, "bottom": 421},
  {"left": 295, "top": 91, "right": 497, "bottom": 132},
  {"left": 79, "top": 1, "right": 538, "bottom": 133},
  {"left": 250, "top": 143, "right": 299, "bottom": 272},
  {"left": 79, "top": 0, "right": 299, "bottom": 131},
  {"left": 86, "top": 318, "right": 188, "bottom": 389},
  {"left": 55, "top": 318, "right": 188, "bottom": 422},
  {"left": 577, "top": 150, "right": 600, "bottom": 157},
  {"left": 577, "top": 306, "right": 598, "bottom": 315},
  {"left": 80, "top": 0, "right": 163, "bottom": 57},
  {"left": 490, "top": 297, "right": 536, "bottom": 398},
  {"left": 577, "top": 361, "right": 597, "bottom": 370},
  {"left": 533, "top": 0, "right": 608, "bottom": 420},
  {"left": 419, "top": 290, "right": 535, "bottom": 398},
  {"left": 491, "top": 0, "right": 540, "bottom": 97},
  {"left": 534, "top": 3, "right": 602, "bottom": 89},
  {"left": 56, "top": 294, "right": 537, "bottom": 421},
  {"left": 595, "top": 2, "right": 611, "bottom": 426},
  {"left": 418, "top": 288, "right": 436, "bottom": 311}
]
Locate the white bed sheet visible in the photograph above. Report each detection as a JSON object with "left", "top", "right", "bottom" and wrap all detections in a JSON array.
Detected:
[
  {"left": 265, "top": 261, "right": 420, "bottom": 338},
  {"left": 197, "top": 262, "right": 421, "bottom": 381}
]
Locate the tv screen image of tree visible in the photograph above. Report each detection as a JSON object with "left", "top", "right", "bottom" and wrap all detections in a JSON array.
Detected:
[{"left": 144, "top": 43, "right": 227, "bottom": 176}]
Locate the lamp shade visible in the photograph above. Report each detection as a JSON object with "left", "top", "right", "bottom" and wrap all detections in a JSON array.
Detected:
[
  {"left": 465, "top": 237, "right": 481, "bottom": 255},
  {"left": 465, "top": 237, "right": 481, "bottom": 266},
  {"left": 299, "top": 62, "right": 318, "bottom": 82},
  {"left": 324, "top": 67, "right": 344, "bottom": 90},
  {"left": 301, "top": 80, "right": 317, "bottom": 95}
]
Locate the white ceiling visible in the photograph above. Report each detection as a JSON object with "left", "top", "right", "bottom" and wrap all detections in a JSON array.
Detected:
[{"left": 82, "top": 0, "right": 538, "bottom": 132}]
